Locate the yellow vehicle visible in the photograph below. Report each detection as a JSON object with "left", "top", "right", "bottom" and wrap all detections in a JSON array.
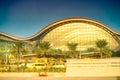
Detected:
[
  {"left": 0, "top": 66, "right": 7, "bottom": 72},
  {"left": 30, "top": 63, "right": 46, "bottom": 69},
  {"left": 52, "top": 63, "right": 66, "bottom": 68}
]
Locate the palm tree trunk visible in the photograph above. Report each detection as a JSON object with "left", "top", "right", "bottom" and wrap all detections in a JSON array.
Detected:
[
  {"left": 71, "top": 52, "right": 74, "bottom": 58},
  {"left": 79, "top": 51, "right": 82, "bottom": 59},
  {"left": 100, "top": 48, "right": 103, "bottom": 59},
  {"left": 5, "top": 54, "right": 8, "bottom": 64}
]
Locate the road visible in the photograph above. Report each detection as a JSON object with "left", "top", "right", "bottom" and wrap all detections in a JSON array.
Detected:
[{"left": 0, "top": 72, "right": 119, "bottom": 80}]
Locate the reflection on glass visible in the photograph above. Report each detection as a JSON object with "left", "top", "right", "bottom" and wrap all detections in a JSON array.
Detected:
[{"left": 42, "top": 22, "right": 119, "bottom": 51}]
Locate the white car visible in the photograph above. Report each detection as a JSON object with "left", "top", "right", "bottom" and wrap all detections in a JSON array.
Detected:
[{"left": 19, "top": 63, "right": 25, "bottom": 67}]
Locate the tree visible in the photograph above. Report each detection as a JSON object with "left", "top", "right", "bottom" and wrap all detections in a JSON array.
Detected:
[
  {"left": 33, "top": 41, "right": 51, "bottom": 75},
  {"left": 67, "top": 43, "right": 78, "bottom": 58},
  {"left": 87, "top": 47, "right": 96, "bottom": 52},
  {"left": 33, "top": 40, "right": 52, "bottom": 65},
  {"left": 96, "top": 39, "right": 108, "bottom": 58},
  {"left": 103, "top": 47, "right": 112, "bottom": 58},
  {"left": 10, "top": 40, "right": 27, "bottom": 71},
  {"left": 34, "top": 41, "right": 51, "bottom": 58},
  {"left": 46, "top": 48, "right": 63, "bottom": 58}
]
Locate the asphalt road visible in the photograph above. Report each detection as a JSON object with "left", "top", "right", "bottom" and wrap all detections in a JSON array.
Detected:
[
  {"left": 0, "top": 77, "right": 119, "bottom": 80},
  {"left": 0, "top": 72, "right": 120, "bottom": 80}
]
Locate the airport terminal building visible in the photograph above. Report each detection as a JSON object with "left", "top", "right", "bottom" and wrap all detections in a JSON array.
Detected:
[{"left": 0, "top": 17, "right": 120, "bottom": 56}]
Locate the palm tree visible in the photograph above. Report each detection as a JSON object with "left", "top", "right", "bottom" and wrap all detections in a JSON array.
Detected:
[
  {"left": 33, "top": 41, "right": 51, "bottom": 65},
  {"left": 67, "top": 43, "right": 78, "bottom": 58},
  {"left": 96, "top": 39, "right": 108, "bottom": 58},
  {"left": 34, "top": 41, "right": 51, "bottom": 58},
  {"left": 103, "top": 47, "right": 112, "bottom": 58},
  {"left": 11, "top": 40, "right": 27, "bottom": 71},
  {"left": 33, "top": 41, "right": 51, "bottom": 75}
]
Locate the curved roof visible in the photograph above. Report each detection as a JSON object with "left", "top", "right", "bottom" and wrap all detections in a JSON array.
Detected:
[
  {"left": 26, "top": 17, "right": 120, "bottom": 41},
  {"left": 0, "top": 32, "right": 25, "bottom": 40},
  {"left": 0, "top": 17, "right": 120, "bottom": 41}
]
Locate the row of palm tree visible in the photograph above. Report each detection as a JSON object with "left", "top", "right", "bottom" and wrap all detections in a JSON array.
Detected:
[
  {"left": 67, "top": 39, "right": 112, "bottom": 59},
  {"left": 1, "top": 39, "right": 112, "bottom": 68},
  {"left": 10, "top": 39, "right": 112, "bottom": 61}
]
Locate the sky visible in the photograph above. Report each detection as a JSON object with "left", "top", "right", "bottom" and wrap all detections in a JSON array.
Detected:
[{"left": 0, "top": 0, "right": 120, "bottom": 37}]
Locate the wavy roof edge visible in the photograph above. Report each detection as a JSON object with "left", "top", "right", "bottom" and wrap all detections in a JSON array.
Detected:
[
  {"left": 0, "top": 17, "right": 120, "bottom": 41},
  {"left": 0, "top": 32, "right": 25, "bottom": 40}
]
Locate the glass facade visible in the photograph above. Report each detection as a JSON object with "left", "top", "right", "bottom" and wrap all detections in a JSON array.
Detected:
[
  {"left": 0, "top": 36, "right": 13, "bottom": 53},
  {"left": 0, "top": 18, "right": 120, "bottom": 53},
  {"left": 42, "top": 22, "right": 119, "bottom": 51}
]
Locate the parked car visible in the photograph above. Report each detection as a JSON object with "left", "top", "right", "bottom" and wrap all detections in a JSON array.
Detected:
[
  {"left": 19, "top": 62, "right": 33, "bottom": 68},
  {"left": 19, "top": 63, "right": 25, "bottom": 67}
]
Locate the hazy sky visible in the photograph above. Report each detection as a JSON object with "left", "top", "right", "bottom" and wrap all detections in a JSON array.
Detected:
[{"left": 0, "top": 0, "right": 120, "bottom": 37}]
